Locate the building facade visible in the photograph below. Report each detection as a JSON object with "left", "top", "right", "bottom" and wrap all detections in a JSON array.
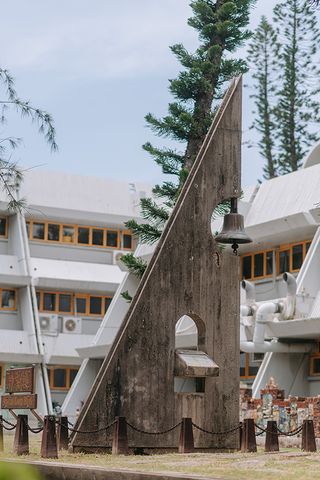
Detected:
[{"left": 0, "top": 169, "right": 151, "bottom": 416}]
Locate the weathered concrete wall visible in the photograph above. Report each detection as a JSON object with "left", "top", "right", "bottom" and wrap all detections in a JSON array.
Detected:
[{"left": 70, "top": 77, "right": 242, "bottom": 450}]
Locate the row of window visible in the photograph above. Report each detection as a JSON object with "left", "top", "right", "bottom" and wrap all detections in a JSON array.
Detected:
[
  {"left": 36, "top": 290, "right": 112, "bottom": 317},
  {"left": 26, "top": 220, "right": 133, "bottom": 250},
  {"left": 241, "top": 240, "right": 311, "bottom": 281}
]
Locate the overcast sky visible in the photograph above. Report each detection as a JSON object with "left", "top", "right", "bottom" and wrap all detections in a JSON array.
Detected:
[{"left": 0, "top": 0, "right": 294, "bottom": 188}]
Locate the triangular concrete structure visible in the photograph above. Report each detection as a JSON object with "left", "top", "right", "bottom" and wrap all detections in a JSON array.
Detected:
[{"left": 71, "top": 76, "right": 242, "bottom": 451}]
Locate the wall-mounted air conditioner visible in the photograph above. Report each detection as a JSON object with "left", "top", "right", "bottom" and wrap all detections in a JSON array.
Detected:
[
  {"left": 39, "top": 314, "right": 59, "bottom": 335},
  {"left": 62, "top": 317, "right": 82, "bottom": 334}
]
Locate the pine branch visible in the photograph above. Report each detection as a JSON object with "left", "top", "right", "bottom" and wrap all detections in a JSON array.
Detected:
[
  {"left": 0, "top": 99, "right": 57, "bottom": 152},
  {"left": 120, "top": 253, "right": 147, "bottom": 278},
  {"left": 140, "top": 197, "right": 170, "bottom": 227},
  {"left": 124, "top": 220, "right": 161, "bottom": 245},
  {"left": 120, "top": 290, "right": 133, "bottom": 303}
]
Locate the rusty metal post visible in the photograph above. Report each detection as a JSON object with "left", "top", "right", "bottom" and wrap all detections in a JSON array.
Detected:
[
  {"left": 0, "top": 415, "right": 3, "bottom": 452},
  {"left": 238, "top": 422, "right": 243, "bottom": 451},
  {"left": 41, "top": 415, "right": 58, "bottom": 459},
  {"left": 179, "top": 418, "right": 194, "bottom": 453},
  {"left": 13, "top": 414, "right": 29, "bottom": 455},
  {"left": 241, "top": 418, "right": 256, "bottom": 453},
  {"left": 112, "top": 417, "right": 128, "bottom": 455},
  {"left": 265, "top": 420, "right": 279, "bottom": 452},
  {"left": 57, "top": 416, "right": 69, "bottom": 450},
  {"left": 301, "top": 419, "right": 317, "bottom": 453}
]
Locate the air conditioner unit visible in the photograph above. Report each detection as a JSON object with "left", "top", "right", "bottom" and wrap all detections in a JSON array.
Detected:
[
  {"left": 62, "top": 317, "right": 82, "bottom": 334},
  {"left": 39, "top": 314, "right": 59, "bottom": 335}
]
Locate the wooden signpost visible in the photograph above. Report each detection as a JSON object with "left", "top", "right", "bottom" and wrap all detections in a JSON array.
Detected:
[{"left": 1, "top": 366, "right": 37, "bottom": 410}]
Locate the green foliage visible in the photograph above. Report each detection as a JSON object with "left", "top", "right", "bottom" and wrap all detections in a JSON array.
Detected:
[
  {"left": 247, "top": 17, "right": 279, "bottom": 179},
  {"left": 0, "top": 68, "right": 57, "bottom": 211},
  {"left": 120, "top": 290, "right": 133, "bottom": 303},
  {"left": 249, "top": 1, "right": 320, "bottom": 177},
  {"left": 273, "top": 0, "right": 320, "bottom": 174},
  {"left": 0, "top": 463, "right": 42, "bottom": 480},
  {"left": 120, "top": 253, "right": 147, "bottom": 278},
  {"left": 124, "top": 0, "right": 255, "bottom": 289}
]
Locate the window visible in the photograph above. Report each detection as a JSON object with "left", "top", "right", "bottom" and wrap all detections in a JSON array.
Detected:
[
  {"left": 310, "top": 353, "right": 320, "bottom": 376},
  {"left": 242, "top": 256, "right": 252, "bottom": 280},
  {"left": 266, "top": 251, "right": 273, "bottom": 275},
  {"left": 240, "top": 352, "right": 263, "bottom": 380},
  {"left": 92, "top": 228, "right": 104, "bottom": 246},
  {"left": 32, "top": 222, "right": 45, "bottom": 240},
  {"left": 62, "top": 225, "right": 75, "bottom": 243},
  {"left": 43, "top": 292, "right": 56, "bottom": 312},
  {"left": 78, "top": 227, "right": 90, "bottom": 245},
  {"left": 241, "top": 240, "right": 311, "bottom": 281},
  {"left": 123, "top": 231, "right": 133, "bottom": 250},
  {"left": 26, "top": 220, "right": 128, "bottom": 250},
  {"left": 106, "top": 230, "right": 118, "bottom": 248},
  {"left": 292, "top": 244, "right": 303, "bottom": 271},
  {"left": 0, "top": 289, "right": 16, "bottom": 310},
  {"left": 253, "top": 253, "right": 264, "bottom": 278},
  {"left": 279, "top": 249, "right": 290, "bottom": 274},
  {"left": 48, "top": 223, "right": 60, "bottom": 242},
  {"left": 37, "top": 290, "right": 112, "bottom": 317},
  {"left": 48, "top": 366, "right": 79, "bottom": 390},
  {"left": 0, "top": 218, "right": 7, "bottom": 237},
  {"left": 58, "top": 294, "right": 72, "bottom": 313},
  {"left": 90, "top": 296, "right": 102, "bottom": 315},
  {"left": 75, "top": 295, "right": 87, "bottom": 314}
]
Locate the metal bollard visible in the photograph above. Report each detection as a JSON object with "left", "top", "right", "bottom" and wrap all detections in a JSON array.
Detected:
[
  {"left": 41, "top": 415, "right": 58, "bottom": 459},
  {"left": 265, "top": 420, "right": 279, "bottom": 453},
  {"left": 57, "top": 416, "right": 69, "bottom": 450},
  {"left": 112, "top": 416, "right": 128, "bottom": 455},
  {"left": 241, "top": 418, "right": 257, "bottom": 453},
  {"left": 179, "top": 418, "right": 194, "bottom": 453},
  {"left": 13, "top": 415, "right": 29, "bottom": 456},
  {"left": 0, "top": 415, "right": 3, "bottom": 452},
  {"left": 301, "top": 419, "right": 317, "bottom": 453},
  {"left": 238, "top": 422, "right": 243, "bottom": 451}
]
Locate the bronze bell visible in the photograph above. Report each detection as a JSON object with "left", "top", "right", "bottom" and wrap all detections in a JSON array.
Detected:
[{"left": 215, "top": 198, "right": 252, "bottom": 254}]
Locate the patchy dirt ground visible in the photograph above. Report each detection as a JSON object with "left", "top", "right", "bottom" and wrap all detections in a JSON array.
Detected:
[{"left": 1, "top": 435, "right": 320, "bottom": 479}]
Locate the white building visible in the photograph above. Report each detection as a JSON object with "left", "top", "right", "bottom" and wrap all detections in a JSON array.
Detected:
[
  {"left": 2, "top": 143, "right": 320, "bottom": 420},
  {"left": 65, "top": 142, "right": 320, "bottom": 413},
  {"left": 0, "top": 169, "right": 151, "bottom": 416}
]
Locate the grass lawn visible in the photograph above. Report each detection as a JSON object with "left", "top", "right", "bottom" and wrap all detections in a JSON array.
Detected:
[{"left": 1, "top": 435, "right": 320, "bottom": 479}]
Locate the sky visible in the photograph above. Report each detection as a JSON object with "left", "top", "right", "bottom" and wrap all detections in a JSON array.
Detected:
[{"left": 0, "top": 0, "right": 287, "bottom": 188}]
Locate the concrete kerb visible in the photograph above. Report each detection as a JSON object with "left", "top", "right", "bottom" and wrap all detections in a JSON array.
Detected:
[{"left": 0, "top": 459, "right": 218, "bottom": 480}]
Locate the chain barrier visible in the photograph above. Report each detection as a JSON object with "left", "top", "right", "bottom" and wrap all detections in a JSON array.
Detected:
[
  {"left": 126, "top": 421, "right": 182, "bottom": 435},
  {"left": 0, "top": 419, "right": 16, "bottom": 431},
  {"left": 56, "top": 418, "right": 116, "bottom": 435},
  {"left": 254, "top": 422, "right": 303, "bottom": 437},
  {"left": 2, "top": 418, "right": 16, "bottom": 428},
  {"left": 192, "top": 422, "right": 241, "bottom": 435}
]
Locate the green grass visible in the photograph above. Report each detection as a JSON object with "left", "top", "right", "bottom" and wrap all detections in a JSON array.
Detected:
[{"left": 1, "top": 436, "right": 320, "bottom": 479}]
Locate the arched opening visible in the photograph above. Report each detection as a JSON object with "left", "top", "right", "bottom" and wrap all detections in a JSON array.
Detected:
[{"left": 174, "top": 314, "right": 211, "bottom": 394}]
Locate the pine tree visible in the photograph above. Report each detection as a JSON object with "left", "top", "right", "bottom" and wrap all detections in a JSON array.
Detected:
[
  {"left": 0, "top": 68, "right": 57, "bottom": 210},
  {"left": 273, "top": 0, "right": 320, "bottom": 174},
  {"left": 247, "top": 17, "right": 279, "bottom": 180},
  {"left": 121, "top": 0, "right": 255, "bottom": 282}
]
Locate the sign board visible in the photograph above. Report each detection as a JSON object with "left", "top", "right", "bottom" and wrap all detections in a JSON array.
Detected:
[
  {"left": 5, "top": 367, "right": 34, "bottom": 394},
  {"left": 1, "top": 393, "right": 37, "bottom": 410}
]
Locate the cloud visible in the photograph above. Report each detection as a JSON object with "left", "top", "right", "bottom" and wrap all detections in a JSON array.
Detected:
[{"left": 1, "top": 0, "right": 197, "bottom": 79}]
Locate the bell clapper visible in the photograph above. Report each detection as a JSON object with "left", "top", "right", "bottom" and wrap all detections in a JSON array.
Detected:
[{"left": 232, "top": 242, "right": 239, "bottom": 255}]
